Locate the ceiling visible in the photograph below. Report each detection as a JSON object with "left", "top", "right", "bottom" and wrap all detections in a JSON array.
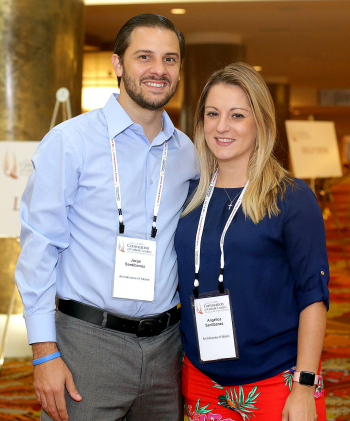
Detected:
[{"left": 84, "top": 0, "right": 350, "bottom": 89}]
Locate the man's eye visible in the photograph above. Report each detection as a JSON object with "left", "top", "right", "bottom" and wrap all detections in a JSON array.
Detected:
[
  {"left": 165, "top": 57, "right": 175, "bottom": 62},
  {"left": 139, "top": 55, "right": 149, "bottom": 60}
]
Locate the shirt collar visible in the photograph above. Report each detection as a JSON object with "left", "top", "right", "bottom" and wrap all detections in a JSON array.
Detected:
[
  {"left": 161, "top": 109, "right": 180, "bottom": 146},
  {"left": 103, "top": 93, "right": 180, "bottom": 146},
  {"left": 103, "top": 93, "right": 133, "bottom": 138}
]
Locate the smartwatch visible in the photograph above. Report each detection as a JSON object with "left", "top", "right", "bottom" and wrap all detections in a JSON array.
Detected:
[{"left": 293, "top": 371, "right": 319, "bottom": 386}]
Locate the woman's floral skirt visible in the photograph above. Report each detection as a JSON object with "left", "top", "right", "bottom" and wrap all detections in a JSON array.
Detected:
[{"left": 183, "top": 355, "right": 326, "bottom": 421}]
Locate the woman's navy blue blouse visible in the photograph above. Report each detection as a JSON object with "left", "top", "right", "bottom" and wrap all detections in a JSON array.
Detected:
[{"left": 175, "top": 178, "right": 329, "bottom": 386}]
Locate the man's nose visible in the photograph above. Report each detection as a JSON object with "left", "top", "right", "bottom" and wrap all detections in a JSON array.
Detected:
[{"left": 149, "top": 57, "right": 167, "bottom": 76}]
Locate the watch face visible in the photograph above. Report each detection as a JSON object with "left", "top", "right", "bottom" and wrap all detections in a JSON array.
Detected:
[{"left": 300, "top": 371, "right": 316, "bottom": 386}]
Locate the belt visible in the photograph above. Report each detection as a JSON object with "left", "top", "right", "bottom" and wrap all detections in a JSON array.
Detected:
[{"left": 58, "top": 299, "right": 181, "bottom": 337}]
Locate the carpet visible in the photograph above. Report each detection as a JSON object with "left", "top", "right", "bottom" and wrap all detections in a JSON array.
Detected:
[{"left": 0, "top": 359, "right": 40, "bottom": 420}]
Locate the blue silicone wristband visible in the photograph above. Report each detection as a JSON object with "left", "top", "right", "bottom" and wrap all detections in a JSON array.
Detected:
[{"left": 33, "top": 351, "right": 61, "bottom": 366}]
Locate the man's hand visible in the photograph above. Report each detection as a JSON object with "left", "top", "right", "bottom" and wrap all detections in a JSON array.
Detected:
[
  {"left": 32, "top": 343, "right": 82, "bottom": 421},
  {"left": 282, "top": 383, "right": 317, "bottom": 421}
]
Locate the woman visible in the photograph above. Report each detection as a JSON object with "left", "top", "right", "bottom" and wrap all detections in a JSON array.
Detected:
[{"left": 175, "top": 63, "right": 329, "bottom": 421}]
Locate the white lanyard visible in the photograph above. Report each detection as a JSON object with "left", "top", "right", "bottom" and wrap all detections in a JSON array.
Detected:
[
  {"left": 109, "top": 135, "right": 168, "bottom": 238},
  {"left": 194, "top": 169, "right": 249, "bottom": 292}
]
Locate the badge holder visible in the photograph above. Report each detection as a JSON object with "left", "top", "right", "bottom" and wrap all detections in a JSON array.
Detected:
[
  {"left": 113, "top": 231, "right": 157, "bottom": 302},
  {"left": 191, "top": 289, "right": 239, "bottom": 364},
  {"left": 109, "top": 138, "right": 168, "bottom": 303},
  {"left": 190, "top": 171, "right": 248, "bottom": 364}
]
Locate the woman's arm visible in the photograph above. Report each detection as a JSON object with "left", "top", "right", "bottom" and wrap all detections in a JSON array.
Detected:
[{"left": 282, "top": 301, "right": 327, "bottom": 421}]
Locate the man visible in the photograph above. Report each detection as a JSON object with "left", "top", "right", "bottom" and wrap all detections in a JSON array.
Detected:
[{"left": 15, "top": 14, "right": 198, "bottom": 421}]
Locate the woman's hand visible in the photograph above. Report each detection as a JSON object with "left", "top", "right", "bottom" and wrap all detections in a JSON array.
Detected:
[{"left": 282, "top": 382, "right": 317, "bottom": 421}]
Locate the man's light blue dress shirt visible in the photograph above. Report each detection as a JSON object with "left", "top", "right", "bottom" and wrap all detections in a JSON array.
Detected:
[{"left": 15, "top": 94, "right": 198, "bottom": 344}]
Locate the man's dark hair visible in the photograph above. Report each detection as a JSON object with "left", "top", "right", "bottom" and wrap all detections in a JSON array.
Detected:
[{"left": 114, "top": 13, "right": 186, "bottom": 87}]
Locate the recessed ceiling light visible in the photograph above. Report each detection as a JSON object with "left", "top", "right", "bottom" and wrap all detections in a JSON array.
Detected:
[
  {"left": 171, "top": 8, "right": 186, "bottom": 15},
  {"left": 253, "top": 66, "right": 262, "bottom": 72}
]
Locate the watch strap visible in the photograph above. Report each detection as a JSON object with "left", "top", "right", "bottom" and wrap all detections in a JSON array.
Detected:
[{"left": 293, "top": 371, "right": 319, "bottom": 386}]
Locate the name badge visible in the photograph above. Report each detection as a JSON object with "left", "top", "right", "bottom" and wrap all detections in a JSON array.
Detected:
[
  {"left": 191, "top": 290, "right": 239, "bottom": 363},
  {"left": 113, "top": 236, "right": 156, "bottom": 301}
]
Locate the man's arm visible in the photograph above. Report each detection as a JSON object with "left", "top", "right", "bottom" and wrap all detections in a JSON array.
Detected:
[
  {"left": 15, "top": 130, "right": 82, "bottom": 420},
  {"left": 16, "top": 131, "right": 80, "bottom": 344}
]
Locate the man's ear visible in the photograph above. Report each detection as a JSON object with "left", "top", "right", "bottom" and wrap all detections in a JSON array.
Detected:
[
  {"left": 178, "top": 64, "right": 182, "bottom": 81},
  {"left": 112, "top": 54, "right": 123, "bottom": 77}
]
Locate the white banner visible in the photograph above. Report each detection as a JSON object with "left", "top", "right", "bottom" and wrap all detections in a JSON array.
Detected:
[
  {"left": 0, "top": 141, "right": 40, "bottom": 238},
  {"left": 285, "top": 121, "right": 342, "bottom": 179}
]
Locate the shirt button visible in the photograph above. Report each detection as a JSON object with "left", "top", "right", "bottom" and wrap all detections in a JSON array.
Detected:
[
  {"left": 150, "top": 180, "right": 153, "bottom": 184},
  {"left": 321, "top": 271, "right": 324, "bottom": 275}
]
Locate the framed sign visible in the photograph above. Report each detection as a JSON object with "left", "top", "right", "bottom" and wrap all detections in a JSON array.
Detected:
[
  {"left": 0, "top": 141, "right": 40, "bottom": 238},
  {"left": 285, "top": 121, "right": 342, "bottom": 179}
]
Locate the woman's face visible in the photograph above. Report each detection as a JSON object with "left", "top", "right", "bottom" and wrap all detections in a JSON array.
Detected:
[{"left": 204, "top": 83, "right": 257, "bottom": 169}]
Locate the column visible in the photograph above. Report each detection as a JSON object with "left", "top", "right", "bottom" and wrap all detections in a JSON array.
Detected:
[
  {"left": 181, "top": 33, "right": 245, "bottom": 138},
  {"left": 265, "top": 77, "right": 290, "bottom": 169},
  {"left": 0, "top": 0, "right": 85, "bottom": 141}
]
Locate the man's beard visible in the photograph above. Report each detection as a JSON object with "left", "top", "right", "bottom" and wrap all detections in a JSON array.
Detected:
[{"left": 122, "top": 70, "right": 179, "bottom": 111}]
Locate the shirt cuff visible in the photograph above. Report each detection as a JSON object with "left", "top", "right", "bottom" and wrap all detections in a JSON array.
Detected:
[
  {"left": 297, "top": 290, "right": 329, "bottom": 313},
  {"left": 25, "top": 312, "right": 56, "bottom": 344}
]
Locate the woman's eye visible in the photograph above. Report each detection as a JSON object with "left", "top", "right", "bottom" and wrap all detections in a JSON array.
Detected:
[
  {"left": 232, "top": 113, "right": 244, "bottom": 119},
  {"left": 206, "top": 112, "right": 218, "bottom": 117}
]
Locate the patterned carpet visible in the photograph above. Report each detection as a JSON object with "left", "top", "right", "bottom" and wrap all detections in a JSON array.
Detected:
[
  {"left": 0, "top": 359, "right": 40, "bottom": 420},
  {"left": 1, "top": 181, "right": 350, "bottom": 421},
  {"left": 320, "top": 180, "right": 350, "bottom": 421}
]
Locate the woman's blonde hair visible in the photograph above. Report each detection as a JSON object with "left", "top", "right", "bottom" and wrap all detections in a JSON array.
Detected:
[{"left": 183, "top": 62, "right": 292, "bottom": 224}]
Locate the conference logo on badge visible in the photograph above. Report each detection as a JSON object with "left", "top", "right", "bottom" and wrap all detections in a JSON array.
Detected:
[
  {"left": 196, "top": 302, "right": 203, "bottom": 314},
  {"left": 118, "top": 238, "right": 125, "bottom": 252}
]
